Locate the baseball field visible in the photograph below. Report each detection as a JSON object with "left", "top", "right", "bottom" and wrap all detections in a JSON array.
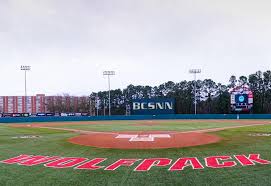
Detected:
[{"left": 0, "top": 119, "right": 271, "bottom": 186}]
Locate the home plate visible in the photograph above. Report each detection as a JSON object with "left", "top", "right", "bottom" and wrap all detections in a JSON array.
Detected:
[{"left": 116, "top": 134, "right": 171, "bottom": 142}]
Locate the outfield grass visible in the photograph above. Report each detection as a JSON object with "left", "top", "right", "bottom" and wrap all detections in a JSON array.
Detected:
[
  {"left": 55, "top": 120, "right": 252, "bottom": 132},
  {"left": 0, "top": 121, "right": 270, "bottom": 186}
]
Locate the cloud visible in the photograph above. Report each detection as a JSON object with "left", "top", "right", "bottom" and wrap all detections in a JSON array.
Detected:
[{"left": 0, "top": 0, "right": 270, "bottom": 95}]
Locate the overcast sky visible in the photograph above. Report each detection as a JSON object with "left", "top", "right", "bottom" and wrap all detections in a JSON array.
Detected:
[{"left": 1, "top": 0, "right": 270, "bottom": 96}]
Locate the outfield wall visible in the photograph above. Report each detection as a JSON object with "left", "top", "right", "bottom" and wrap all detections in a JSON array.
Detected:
[{"left": 0, "top": 114, "right": 271, "bottom": 123}]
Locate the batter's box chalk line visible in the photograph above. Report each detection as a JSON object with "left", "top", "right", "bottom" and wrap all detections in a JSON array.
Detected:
[{"left": 115, "top": 134, "right": 171, "bottom": 142}]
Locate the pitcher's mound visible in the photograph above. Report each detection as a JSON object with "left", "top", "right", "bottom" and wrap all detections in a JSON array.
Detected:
[{"left": 68, "top": 131, "right": 221, "bottom": 149}]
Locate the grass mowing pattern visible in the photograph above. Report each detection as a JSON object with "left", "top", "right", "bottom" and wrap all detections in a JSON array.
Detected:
[
  {"left": 55, "top": 121, "right": 247, "bottom": 132},
  {"left": 0, "top": 121, "right": 270, "bottom": 186}
]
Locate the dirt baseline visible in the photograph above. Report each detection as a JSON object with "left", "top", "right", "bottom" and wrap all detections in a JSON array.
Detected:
[{"left": 68, "top": 131, "right": 221, "bottom": 149}]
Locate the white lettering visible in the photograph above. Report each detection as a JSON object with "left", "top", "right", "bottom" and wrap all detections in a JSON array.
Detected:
[
  {"left": 148, "top": 103, "right": 155, "bottom": 110},
  {"left": 165, "top": 102, "right": 173, "bottom": 110},
  {"left": 156, "top": 103, "right": 164, "bottom": 109},
  {"left": 133, "top": 102, "right": 141, "bottom": 110},
  {"left": 132, "top": 101, "right": 174, "bottom": 110},
  {"left": 141, "top": 103, "right": 147, "bottom": 110}
]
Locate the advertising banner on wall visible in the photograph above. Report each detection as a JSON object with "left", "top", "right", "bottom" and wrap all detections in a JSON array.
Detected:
[{"left": 131, "top": 98, "right": 175, "bottom": 115}]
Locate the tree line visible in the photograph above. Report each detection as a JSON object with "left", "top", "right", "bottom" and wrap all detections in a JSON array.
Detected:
[
  {"left": 90, "top": 70, "right": 271, "bottom": 115},
  {"left": 47, "top": 70, "right": 271, "bottom": 114}
]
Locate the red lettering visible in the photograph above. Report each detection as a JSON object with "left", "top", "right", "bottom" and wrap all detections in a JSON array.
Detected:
[
  {"left": 105, "top": 159, "right": 140, "bottom": 171},
  {"left": 134, "top": 158, "right": 172, "bottom": 171},
  {"left": 19, "top": 156, "right": 59, "bottom": 166},
  {"left": 75, "top": 158, "right": 107, "bottom": 170},
  {"left": 1, "top": 154, "right": 59, "bottom": 166},
  {"left": 1, "top": 155, "right": 32, "bottom": 164},
  {"left": 235, "top": 154, "right": 271, "bottom": 166},
  {"left": 169, "top": 157, "right": 204, "bottom": 171},
  {"left": 45, "top": 157, "right": 87, "bottom": 169},
  {"left": 205, "top": 156, "right": 237, "bottom": 168},
  {"left": 3, "top": 154, "right": 269, "bottom": 171}
]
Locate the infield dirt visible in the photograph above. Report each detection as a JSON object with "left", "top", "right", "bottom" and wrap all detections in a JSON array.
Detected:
[{"left": 10, "top": 120, "right": 271, "bottom": 149}]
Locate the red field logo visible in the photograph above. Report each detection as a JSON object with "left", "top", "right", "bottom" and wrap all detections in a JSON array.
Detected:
[
  {"left": 0, "top": 154, "right": 270, "bottom": 172},
  {"left": 115, "top": 134, "right": 171, "bottom": 142}
]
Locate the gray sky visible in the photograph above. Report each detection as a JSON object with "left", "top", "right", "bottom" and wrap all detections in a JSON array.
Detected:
[{"left": 1, "top": 0, "right": 270, "bottom": 96}]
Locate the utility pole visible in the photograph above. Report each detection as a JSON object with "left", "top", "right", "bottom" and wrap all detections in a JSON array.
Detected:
[
  {"left": 96, "top": 96, "right": 99, "bottom": 116},
  {"left": 103, "top": 99, "right": 106, "bottom": 116},
  {"left": 89, "top": 95, "right": 92, "bottom": 116}
]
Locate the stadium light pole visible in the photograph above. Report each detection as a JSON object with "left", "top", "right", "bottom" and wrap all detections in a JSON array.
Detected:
[
  {"left": 189, "top": 69, "right": 201, "bottom": 115},
  {"left": 103, "top": 71, "right": 115, "bottom": 116},
  {"left": 21, "top": 65, "right": 31, "bottom": 112}
]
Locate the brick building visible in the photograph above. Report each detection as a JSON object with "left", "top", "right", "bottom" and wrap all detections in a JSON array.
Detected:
[{"left": 0, "top": 94, "right": 89, "bottom": 114}]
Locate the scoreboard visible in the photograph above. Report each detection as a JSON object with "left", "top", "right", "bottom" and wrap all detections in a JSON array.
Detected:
[{"left": 230, "top": 85, "right": 253, "bottom": 112}]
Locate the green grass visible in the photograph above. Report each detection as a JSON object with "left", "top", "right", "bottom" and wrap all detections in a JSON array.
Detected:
[
  {"left": 55, "top": 120, "right": 248, "bottom": 132},
  {"left": 0, "top": 120, "right": 270, "bottom": 186}
]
